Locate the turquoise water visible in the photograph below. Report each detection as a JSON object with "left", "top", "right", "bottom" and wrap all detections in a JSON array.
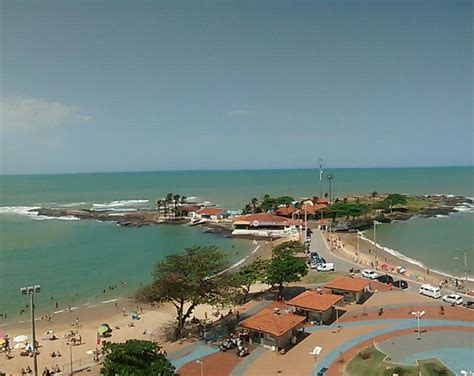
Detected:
[
  {"left": 0, "top": 216, "right": 252, "bottom": 319},
  {"left": 0, "top": 167, "right": 473, "bottom": 319}
]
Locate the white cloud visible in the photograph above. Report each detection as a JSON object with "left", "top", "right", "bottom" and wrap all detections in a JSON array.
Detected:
[
  {"left": 225, "top": 109, "right": 255, "bottom": 116},
  {"left": 0, "top": 97, "right": 90, "bottom": 132}
]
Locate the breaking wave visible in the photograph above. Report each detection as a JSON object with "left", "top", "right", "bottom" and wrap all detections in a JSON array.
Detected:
[{"left": 92, "top": 199, "right": 149, "bottom": 208}]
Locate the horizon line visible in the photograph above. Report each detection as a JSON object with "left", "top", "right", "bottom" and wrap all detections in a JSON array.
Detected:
[{"left": 0, "top": 164, "right": 472, "bottom": 177}]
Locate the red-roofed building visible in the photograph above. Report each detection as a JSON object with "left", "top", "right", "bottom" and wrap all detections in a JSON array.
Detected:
[
  {"left": 274, "top": 206, "right": 295, "bottom": 217},
  {"left": 239, "top": 307, "right": 306, "bottom": 350},
  {"left": 287, "top": 290, "right": 343, "bottom": 324},
  {"left": 231, "top": 213, "right": 302, "bottom": 238},
  {"left": 197, "top": 207, "right": 226, "bottom": 220},
  {"left": 324, "top": 277, "right": 370, "bottom": 303}
]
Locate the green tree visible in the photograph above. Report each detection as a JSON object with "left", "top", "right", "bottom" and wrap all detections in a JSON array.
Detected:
[
  {"left": 385, "top": 193, "right": 407, "bottom": 213},
  {"left": 237, "top": 259, "right": 269, "bottom": 302},
  {"left": 137, "top": 246, "right": 236, "bottom": 340},
  {"left": 101, "top": 340, "right": 175, "bottom": 376},
  {"left": 371, "top": 191, "right": 378, "bottom": 201},
  {"left": 266, "top": 241, "right": 308, "bottom": 297}
]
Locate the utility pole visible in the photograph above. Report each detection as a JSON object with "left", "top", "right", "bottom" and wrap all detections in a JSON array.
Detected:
[
  {"left": 20, "top": 285, "right": 40, "bottom": 376},
  {"left": 327, "top": 174, "right": 333, "bottom": 204},
  {"left": 318, "top": 158, "right": 323, "bottom": 198},
  {"left": 464, "top": 250, "right": 468, "bottom": 295}
]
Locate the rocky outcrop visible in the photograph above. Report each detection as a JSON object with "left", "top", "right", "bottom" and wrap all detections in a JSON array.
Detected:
[{"left": 33, "top": 208, "right": 187, "bottom": 227}]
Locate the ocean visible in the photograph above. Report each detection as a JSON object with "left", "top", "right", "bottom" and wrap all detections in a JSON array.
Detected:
[{"left": 0, "top": 166, "right": 473, "bottom": 318}]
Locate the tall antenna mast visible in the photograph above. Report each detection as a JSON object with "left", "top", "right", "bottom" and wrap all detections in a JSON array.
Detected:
[{"left": 318, "top": 158, "right": 324, "bottom": 198}]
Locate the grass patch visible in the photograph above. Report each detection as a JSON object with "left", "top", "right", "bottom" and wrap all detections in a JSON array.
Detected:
[
  {"left": 346, "top": 347, "right": 454, "bottom": 376},
  {"left": 418, "top": 359, "right": 454, "bottom": 376},
  {"left": 401, "top": 196, "right": 435, "bottom": 212},
  {"left": 300, "top": 271, "right": 347, "bottom": 284},
  {"left": 346, "top": 346, "right": 388, "bottom": 375}
]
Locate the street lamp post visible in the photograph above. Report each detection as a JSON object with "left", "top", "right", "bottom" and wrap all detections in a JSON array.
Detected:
[
  {"left": 66, "top": 340, "right": 74, "bottom": 375},
  {"left": 327, "top": 174, "right": 333, "bottom": 204},
  {"left": 20, "top": 285, "right": 40, "bottom": 376},
  {"left": 411, "top": 311, "right": 425, "bottom": 340},
  {"left": 373, "top": 221, "right": 381, "bottom": 265},
  {"left": 318, "top": 158, "right": 324, "bottom": 198},
  {"left": 196, "top": 360, "right": 204, "bottom": 376},
  {"left": 454, "top": 250, "right": 469, "bottom": 295}
]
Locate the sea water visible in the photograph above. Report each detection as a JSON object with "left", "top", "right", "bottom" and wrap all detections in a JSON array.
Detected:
[{"left": 0, "top": 166, "right": 473, "bottom": 318}]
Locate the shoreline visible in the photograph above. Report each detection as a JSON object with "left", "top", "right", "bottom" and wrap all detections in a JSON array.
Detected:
[
  {"left": 0, "top": 237, "right": 272, "bottom": 327},
  {"left": 327, "top": 230, "right": 474, "bottom": 293}
]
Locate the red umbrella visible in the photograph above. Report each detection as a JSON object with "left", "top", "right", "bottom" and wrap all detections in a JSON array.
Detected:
[{"left": 380, "top": 264, "right": 389, "bottom": 270}]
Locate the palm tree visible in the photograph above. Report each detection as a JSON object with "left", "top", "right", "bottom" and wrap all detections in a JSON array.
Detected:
[
  {"left": 251, "top": 198, "right": 259, "bottom": 213},
  {"left": 173, "top": 194, "right": 181, "bottom": 219}
]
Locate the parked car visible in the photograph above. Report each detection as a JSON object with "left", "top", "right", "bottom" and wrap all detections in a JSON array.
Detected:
[
  {"left": 316, "top": 263, "right": 334, "bottom": 272},
  {"left": 375, "top": 274, "right": 394, "bottom": 285},
  {"left": 442, "top": 294, "right": 463, "bottom": 305},
  {"left": 361, "top": 269, "right": 379, "bottom": 279},
  {"left": 393, "top": 279, "right": 408, "bottom": 289},
  {"left": 463, "top": 301, "right": 474, "bottom": 309}
]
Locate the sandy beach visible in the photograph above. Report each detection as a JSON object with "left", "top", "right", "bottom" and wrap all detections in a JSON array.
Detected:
[{"left": 0, "top": 239, "right": 275, "bottom": 375}]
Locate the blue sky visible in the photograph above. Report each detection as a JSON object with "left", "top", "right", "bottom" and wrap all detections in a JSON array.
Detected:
[{"left": 0, "top": 0, "right": 472, "bottom": 174}]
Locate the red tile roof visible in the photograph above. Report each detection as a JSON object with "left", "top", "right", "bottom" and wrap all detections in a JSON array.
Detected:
[
  {"left": 287, "top": 291, "right": 343, "bottom": 312},
  {"left": 232, "top": 213, "right": 302, "bottom": 225},
  {"left": 198, "top": 207, "right": 224, "bottom": 215},
  {"left": 324, "top": 277, "right": 370, "bottom": 292},
  {"left": 239, "top": 308, "right": 306, "bottom": 337},
  {"left": 275, "top": 207, "right": 295, "bottom": 216}
]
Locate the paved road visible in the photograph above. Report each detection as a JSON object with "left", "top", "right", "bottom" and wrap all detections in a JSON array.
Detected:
[
  {"left": 308, "top": 229, "right": 356, "bottom": 273},
  {"left": 308, "top": 229, "right": 473, "bottom": 302}
]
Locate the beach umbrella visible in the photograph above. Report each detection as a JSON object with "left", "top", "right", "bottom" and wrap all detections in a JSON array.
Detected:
[
  {"left": 14, "top": 343, "right": 26, "bottom": 349},
  {"left": 97, "top": 325, "right": 109, "bottom": 335},
  {"left": 13, "top": 335, "right": 28, "bottom": 343},
  {"left": 44, "top": 330, "right": 54, "bottom": 335},
  {"left": 380, "top": 263, "right": 389, "bottom": 270}
]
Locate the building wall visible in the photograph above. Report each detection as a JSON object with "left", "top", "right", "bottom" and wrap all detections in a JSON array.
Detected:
[{"left": 330, "top": 288, "right": 360, "bottom": 303}]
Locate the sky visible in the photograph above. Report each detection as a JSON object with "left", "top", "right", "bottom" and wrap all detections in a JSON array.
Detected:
[{"left": 0, "top": 0, "right": 472, "bottom": 174}]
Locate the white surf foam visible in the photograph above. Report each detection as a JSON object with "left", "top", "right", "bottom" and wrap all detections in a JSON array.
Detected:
[
  {"left": 101, "top": 299, "right": 118, "bottom": 304},
  {"left": 0, "top": 206, "right": 80, "bottom": 221},
  {"left": 58, "top": 202, "right": 88, "bottom": 207},
  {"left": 359, "top": 232, "right": 474, "bottom": 282},
  {"left": 92, "top": 199, "right": 148, "bottom": 208},
  {"left": 0, "top": 206, "right": 40, "bottom": 216}
]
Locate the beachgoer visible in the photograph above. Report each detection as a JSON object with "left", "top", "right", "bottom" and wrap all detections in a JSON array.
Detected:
[
  {"left": 122, "top": 307, "right": 126, "bottom": 316},
  {"left": 42, "top": 367, "right": 51, "bottom": 376},
  {"left": 20, "top": 368, "right": 26, "bottom": 375},
  {"left": 26, "top": 366, "right": 32, "bottom": 373},
  {"left": 55, "top": 302, "right": 58, "bottom": 309},
  {"left": 75, "top": 317, "right": 79, "bottom": 326}
]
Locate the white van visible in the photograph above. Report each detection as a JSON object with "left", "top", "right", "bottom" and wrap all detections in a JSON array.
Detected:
[
  {"left": 419, "top": 284, "right": 441, "bottom": 299},
  {"left": 316, "top": 263, "right": 335, "bottom": 272}
]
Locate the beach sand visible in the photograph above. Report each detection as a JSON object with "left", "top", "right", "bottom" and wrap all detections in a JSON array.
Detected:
[{"left": 325, "top": 231, "right": 474, "bottom": 293}]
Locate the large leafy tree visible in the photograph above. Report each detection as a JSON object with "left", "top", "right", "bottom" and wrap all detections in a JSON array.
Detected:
[
  {"left": 384, "top": 193, "right": 407, "bottom": 213},
  {"left": 101, "top": 340, "right": 175, "bottom": 376},
  {"left": 265, "top": 241, "right": 307, "bottom": 297},
  {"left": 138, "top": 246, "right": 236, "bottom": 340},
  {"left": 237, "top": 259, "right": 269, "bottom": 302}
]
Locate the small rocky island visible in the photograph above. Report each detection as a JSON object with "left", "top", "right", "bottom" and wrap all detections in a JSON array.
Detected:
[{"left": 29, "top": 193, "right": 472, "bottom": 229}]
